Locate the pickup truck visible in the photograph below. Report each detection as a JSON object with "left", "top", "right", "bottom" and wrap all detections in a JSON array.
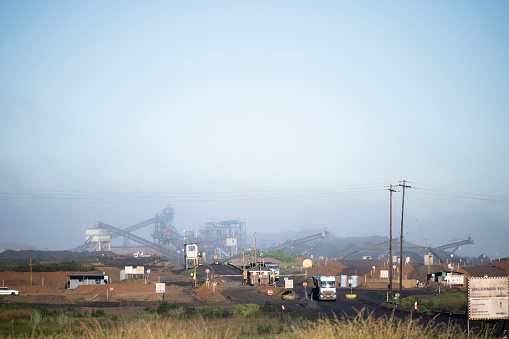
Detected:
[{"left": 0, "top": 287, "right": 19, "bottom": 296}]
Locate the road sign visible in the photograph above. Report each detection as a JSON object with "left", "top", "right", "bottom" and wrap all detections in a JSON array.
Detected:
[
  {"left": 484, "top": 275, "right": 488, "bottom": 278},
  {"left": 156, "top": 283, "right": 166, "bottom": 293},
  {"left": 393, "top": 265, "right": 397, "bottom": 269},
  {"left": 110, "top": 287, "right": 113, "bottom": 292},
  {"left": 205, "top": 269, "right": 210, "bottom": 274},
  {"left": 372, "top": 265, "right": 376, "bottom": 270},
  {"left": 267, "top": 290, "right": 273, "bottom": 296},
  {"left": 302, "top": 282, "right": 307, "bottom": 287},
  {"left": 448, "top": 263, "right": 452, "bottom": 268}
]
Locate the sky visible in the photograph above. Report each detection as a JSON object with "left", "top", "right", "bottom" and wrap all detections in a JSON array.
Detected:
[{"left": 1, "top": 1, "right": 508, "bottom": 258}]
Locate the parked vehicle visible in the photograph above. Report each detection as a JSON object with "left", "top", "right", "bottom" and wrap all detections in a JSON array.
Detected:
[
  {"left": 0, "top": 287, "right": 19, "bottom": 296},
  {"left": 312, "top": 276, "right": 336, "bottom": 301},
  {"left": 265, "top": 263, "right": 280, "bottom": 281}
]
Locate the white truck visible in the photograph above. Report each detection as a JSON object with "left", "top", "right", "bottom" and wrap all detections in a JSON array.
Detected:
[
  {"left": 265, "top": 263, "right": 280, "bottom": 281},
  {"left": 312, "top": 276, "right": 336, "bottom": 301}
]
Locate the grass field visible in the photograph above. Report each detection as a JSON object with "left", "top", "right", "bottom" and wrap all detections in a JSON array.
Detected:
[{"left": 0, "top": 302, "right": 503, "bottom": 338}]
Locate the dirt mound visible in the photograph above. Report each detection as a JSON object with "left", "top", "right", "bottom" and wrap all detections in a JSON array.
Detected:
[
  {"left": 461, "top": 265, "right": 506, "bottom": 278},
  {"left": 255, "top": 285, "right": 287, "bottom": 299},
  {"left": 0, "top": 271, "right": 70, "bottom": 282},
  {"left": 306, "top": 260, "right": 347, "bottom": 277},
  {"left": 489, "top": 261, "right": 509, "bottom": 276},
  {"left": 0, "top": 250, "right": 117, "bottom": 262},
  {"left": 194, "top": 282, "right": 227, "bottom": 302},
  {"left": 151, "top": 270, "right": 193, "bottom": 283}
]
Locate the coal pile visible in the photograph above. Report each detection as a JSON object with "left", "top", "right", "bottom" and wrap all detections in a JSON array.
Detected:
[{"left": 0, "top": 250, "right": 117, "bottom": 262}]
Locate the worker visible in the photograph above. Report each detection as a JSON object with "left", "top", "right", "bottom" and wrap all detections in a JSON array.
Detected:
[{"left": 416, "top": 279, "right": 419, "bottom": 288}]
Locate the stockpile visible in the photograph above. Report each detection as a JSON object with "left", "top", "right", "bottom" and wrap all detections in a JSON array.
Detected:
[
  {"left": 305, "top": 260, "right": 347, "bottom": 277},
  {"left": 194, "top": 282, "right": 227, "bottom": 302}
]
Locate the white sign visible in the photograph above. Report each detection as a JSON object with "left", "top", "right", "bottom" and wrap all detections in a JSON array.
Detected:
[
  {"left": 380, "top": 270, "right": 389, "bottom": 278},
  {"left": 136, "top": 266, "right": 144, "bottom": 275},
  {"left": 125, "top": 266, "right": 133, "bottom": 274},
  {"left": 446, "top": 275, "right": 464, "bottom": 285},
  {"left": 156, "top": 283, "right": 166, "bottom": 293},
  {"left": 468, "top": 277, "right": 508, "bottom": 320},
  {"left": 285, "top": 279, "right": 294, "bottom": 289}
]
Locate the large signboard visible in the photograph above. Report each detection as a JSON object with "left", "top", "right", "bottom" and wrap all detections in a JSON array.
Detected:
[
  {"left": 380, "top": 270, "right": 389, "bottom": 279},
  {"left": 136, "top": 266, "right": 144, "bottom": 275},
  {"left": 125, "top": 266, "right": 133, "bottom": 274},
  {"left": 468, "top": 277, "right": 508, "bottom": 320}
]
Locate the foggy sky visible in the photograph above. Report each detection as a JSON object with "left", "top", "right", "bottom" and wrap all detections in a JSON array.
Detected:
[{"left": 1, "top": 1, "right": 508, "bottom": 258}]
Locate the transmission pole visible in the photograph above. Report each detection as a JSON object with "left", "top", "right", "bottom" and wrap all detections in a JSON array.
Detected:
[
  {"left": 399, "top": 179, "right": 411, "bottom": 294},
  {"left": 388, "top": 184, "right": 396, "bottom": 297}
]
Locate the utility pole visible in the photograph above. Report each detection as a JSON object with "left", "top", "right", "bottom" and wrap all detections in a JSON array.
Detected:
[
  {"left": 254, "top": 233, "right": 257, "bottom": 265},
  {"left": 399, "top": 180, "right": 411, "bottom": 294},
  {"left": 388, "top": 184, "right": 396, "bottom": 297}
]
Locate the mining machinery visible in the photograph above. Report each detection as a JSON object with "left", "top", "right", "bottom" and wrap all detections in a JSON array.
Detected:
[
  {"left": 272, "top": 228, "right": 329, "bottom": 256},
  {"left": 336, "top": 237, "right": 474, "bottom": 263}
]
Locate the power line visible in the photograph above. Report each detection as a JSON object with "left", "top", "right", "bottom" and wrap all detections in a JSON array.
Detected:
[{"left": 0, "top": 184, "right": 391, "bottom": 203}]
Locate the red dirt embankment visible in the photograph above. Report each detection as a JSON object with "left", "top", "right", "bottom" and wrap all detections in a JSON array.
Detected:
[
  {"left": 485, "top": 261, "right": 509, "bottom": 276},
  {"left": 306, "top": 260, "right": 347, "bottom": 277},
  {"left": 194, "top": 282, "right": 227, "bottom": 302}
]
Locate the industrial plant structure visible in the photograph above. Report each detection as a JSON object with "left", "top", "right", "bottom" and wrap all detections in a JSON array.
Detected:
[
  {"left": 71, "top": 204, "right": 475, "bottom": 265},
  {"left": 71, "top": 205, "right": 248, "bottom": 262}
]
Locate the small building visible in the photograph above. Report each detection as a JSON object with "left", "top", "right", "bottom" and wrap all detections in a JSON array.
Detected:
[
  {"left": 67, "top": 274, "right": 108, "bottom": 289},
  {"left": 248, "top": 265, "right": 271, "bottom": 286},
  {"left": 427, "top": 271, "right": 464, "bottom": 285}
]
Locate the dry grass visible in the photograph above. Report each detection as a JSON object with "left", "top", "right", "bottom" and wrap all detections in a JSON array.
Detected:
[
  {"left": 6, "top": 309, "right": 494, "bottom": 339},
  {"left": 0, "top": 309, "right": 34, "bottom": 322},
  {"left": 289, "top": 309, "right": 491, "bottom": 339}
]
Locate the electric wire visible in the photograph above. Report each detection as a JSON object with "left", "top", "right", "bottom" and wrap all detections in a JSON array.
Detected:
[{"left": 0, "top": 183, "right": 391, "bottom": 203}]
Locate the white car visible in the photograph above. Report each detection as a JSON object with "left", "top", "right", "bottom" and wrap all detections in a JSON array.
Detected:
[{"left": 0, "top": 287, "right": 20, "bottom": 296}]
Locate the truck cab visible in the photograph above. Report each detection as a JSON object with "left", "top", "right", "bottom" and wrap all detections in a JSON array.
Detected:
[
  {"left": 265, "top": 263, "right": 280, "bottom": 281},
  {"left": 312, "top": 276, "right": 336, "bottom": 301}
]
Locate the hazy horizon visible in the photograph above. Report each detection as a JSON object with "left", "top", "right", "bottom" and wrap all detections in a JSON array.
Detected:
[{"left": 1, "top": 2, "right": 508, "bottom": 258}]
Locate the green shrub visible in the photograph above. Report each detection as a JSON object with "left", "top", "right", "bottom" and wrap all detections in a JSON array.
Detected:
[
  {"left": 261, "top": 301, "right": 276, "bottom": 313},
  {"left": 156, "top": 302, "right": 179, "bottom": 314},
  {"left": 400, "top": 293, "right": 467, "bottom": 314},
  {"left": 91, "top": 309, "right": 106, "bottom": 317},
  {"left": 31, "top": 310, "right": 44, "bottom": 324},
  {"left": 232, "top": 304, "right": 259, "bottom": 317}
]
